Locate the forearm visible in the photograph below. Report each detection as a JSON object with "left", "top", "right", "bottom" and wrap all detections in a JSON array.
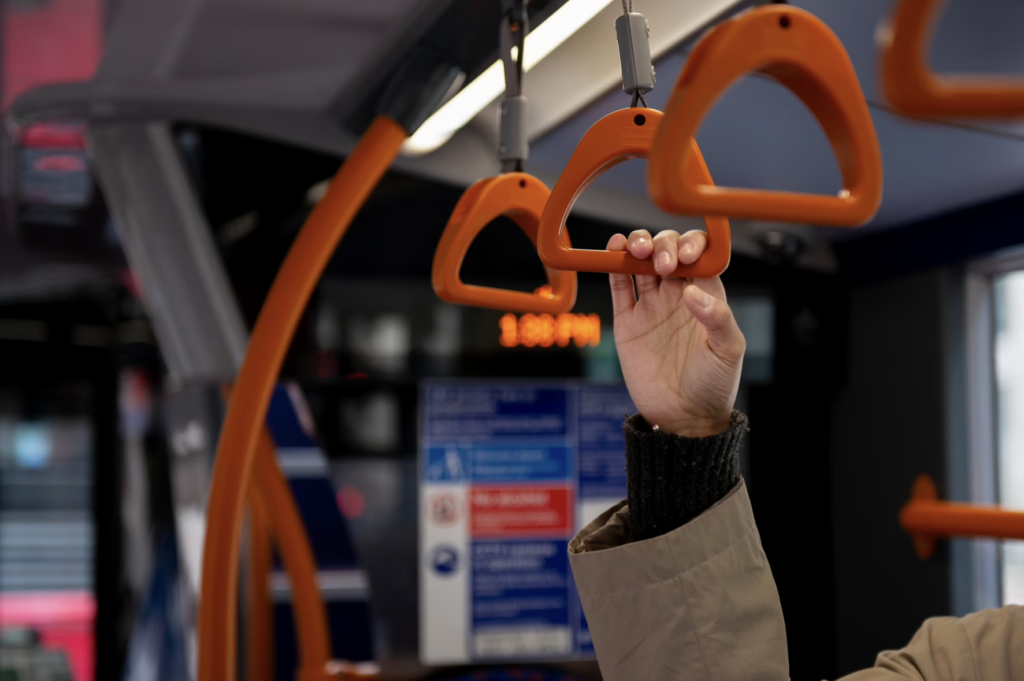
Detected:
[{"left": 623, "top": 411, "right": 747, "bottom": 541}]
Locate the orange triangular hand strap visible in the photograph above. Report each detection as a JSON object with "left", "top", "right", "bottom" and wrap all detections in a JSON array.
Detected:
[
  {"left": 537, "top": 108, "right": 731, "bottom": 279},
  {"left": 881, "top": 0, "right": 1024, "bottom": 119},
  {"left": 432, "top": 172, "right": 577, "bottom": 313},
  {"left": 649, "top": 5, "right": 883, "bottom": 227}
]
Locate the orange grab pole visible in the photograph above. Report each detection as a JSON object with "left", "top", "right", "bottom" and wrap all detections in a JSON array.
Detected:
[
  {"left": 900, "top": 474, "right": 1024, "bottom": 560},
  {"left": 199, "top": 116, "right": 406, "bottom": 681},
  {"left": 248, "top": 473, "right": 274, "bottom": 681},
  {"left": 220, "top": 385, "right": 331, "bottom": 680},
  {"left": 881, "top": 0, "right": 1024, "bottom": 119},
  {"left": 254, "top": 429, "right": 332, "bottom": 674},
  {"left": 432, "top": 172, "right": 578, "bottom": 313},
  {"left": 648, "top": 5, "right": 882, "bottom": 227},
  {"left": 536, "top": 107, "right": 731, "bottom": 279}
]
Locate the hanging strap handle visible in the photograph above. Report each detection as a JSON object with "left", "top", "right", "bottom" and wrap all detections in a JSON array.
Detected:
[
  {"left": 537, "top": 108, "right": 731, "bottom": 279},
  {"left": 881, "top": 0, "right": 1024, "bottom": 119},
  {"left": 432, "top": 173, "right": 578, "bottom": 313},
  {"left": 649, "top": 5, "right": 882, "bottom": 227}
]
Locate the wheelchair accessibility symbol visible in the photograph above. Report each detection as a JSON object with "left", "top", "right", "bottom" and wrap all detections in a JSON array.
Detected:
[
  {"left": 430, "top": 544, "right": 460, "bottom": 577},
  {"left": 426, "top": 448, "right": 466, "bottom": 482}
]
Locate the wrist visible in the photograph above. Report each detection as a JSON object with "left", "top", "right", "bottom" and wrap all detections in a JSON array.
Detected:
[{"left": 649, "top": 413, "right": 733, "bottom": 438}]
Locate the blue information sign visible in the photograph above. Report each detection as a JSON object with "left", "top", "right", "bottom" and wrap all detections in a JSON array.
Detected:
[{"left": 419, "top": 381, "right": 634, "bottom": 664}]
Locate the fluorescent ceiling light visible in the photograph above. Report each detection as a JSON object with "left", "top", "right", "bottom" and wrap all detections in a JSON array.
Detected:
[{"left": 403, "top": 0, "right": 616, "bottom": 156}]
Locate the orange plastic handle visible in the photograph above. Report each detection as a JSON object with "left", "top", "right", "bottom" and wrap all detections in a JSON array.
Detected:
[
  {"left": 536, "top": 108, "right": 731, "bottom": 279},
  {"left": 649, "top": 5, "right": 883, "bottom": 227},
  {"left": 881, "top": 0, "right": 1024, "bottom": 119},
  {"left": 900, "top": 474, "right": 1024, "bottom": 560},
  {"left": 432, "top": 172, "right": 578, "bottom": 313}
]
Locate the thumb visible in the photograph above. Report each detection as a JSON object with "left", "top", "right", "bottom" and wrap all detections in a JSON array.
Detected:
[{"left": 683, "top": 284, "right": 745, "bottom": 366}]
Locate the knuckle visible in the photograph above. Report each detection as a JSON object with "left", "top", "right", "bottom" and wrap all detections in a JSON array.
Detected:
[
  {"left": 730, "top": 325, "right": 746, "bottom": 349},
  {"left": 727, "top": 325, "right": 747, "bottom": 354},
  {"left": 609, "top": 279, "right": 633, "bottom": 292},
  {"left": 729, "top": 337, "right": 747, "bottom": 362},
  {"left": 679, "top": 231, "right": 707, "bottom": 255}
]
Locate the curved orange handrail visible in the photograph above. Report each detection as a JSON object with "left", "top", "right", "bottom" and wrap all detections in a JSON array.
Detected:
[
  {"left": 900, "top": 474, "right": 1024, "bottom": 560},
  {"left": 432, "top": 172, "right": 578, "bottom": 313},
  {"left": 198, "top": 116, "right": 406, "bottom": 681},
  {"left": 255, "top": 429, "right": 334, "bottom": 681},
  {"left": 222, "top": 383, "right": 332, "bottom": 681},
  {"left": 248, "top": 470, "right": 274, "bottom": 681},
  {"left": 881, "top": 0, "right": 1024, "bottom": 119},
  {"left": 536, "top": 108, "right": 731, "bottom": 279},
  {"left": 649, "top": 5, "right": 882, "bottom": 227}
]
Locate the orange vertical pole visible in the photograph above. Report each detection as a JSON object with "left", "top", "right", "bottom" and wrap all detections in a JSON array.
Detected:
[
  {"left": 254, "top": 429, "right": 332, "bottom": 678},
  {"left": 198, "top": 116, "right": 406, "bottom": 681},
  {"left": 248, "top": 482, "right": 274, "bottom": 681},
  {"left": 225, "top": 377, "right": 332, "bottom": 680}
]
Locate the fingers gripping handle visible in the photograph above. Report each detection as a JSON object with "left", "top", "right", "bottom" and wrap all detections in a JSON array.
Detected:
[
  {"left": 432, "top": 173, "right": 578, "bottom": 314},
  {"left": 536, "top": 108, "right": 731, "bottom": 279}
]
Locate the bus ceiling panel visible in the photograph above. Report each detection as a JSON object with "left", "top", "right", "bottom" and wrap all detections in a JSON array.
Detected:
[
  {"left": 96, "top": 0, "right": 446, "bottom": 111},
  {"left": 8, "top": 0, "right": 452, "bottom": 129},
  {"left": 14, "top": 0, "right": 1024, "bottom": 247},
  {"left": 9, "top": 0, "right": 753, "bottom": 181},
  {"left": 9, "top": 0, "right": 753, "bottom": 146}
]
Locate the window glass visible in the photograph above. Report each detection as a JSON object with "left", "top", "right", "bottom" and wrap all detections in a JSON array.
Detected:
[{"left": 994, "top": 271, "right": 1024, "bottom": 605}]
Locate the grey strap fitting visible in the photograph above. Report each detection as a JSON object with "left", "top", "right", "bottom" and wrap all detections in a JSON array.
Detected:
[
  {"left": 616, "top": 12, "right": 656, "bottom": 98},
  {"left": 499, "top": 95, "right": 528, "bottom": 165},
  {"left": 499, "top": 1, "right": 529, "bottom": 171}
]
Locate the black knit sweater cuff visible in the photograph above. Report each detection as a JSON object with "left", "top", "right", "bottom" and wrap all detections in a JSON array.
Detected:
[{"left": 624, "top": 411, "right": 747, "bottom": 543}]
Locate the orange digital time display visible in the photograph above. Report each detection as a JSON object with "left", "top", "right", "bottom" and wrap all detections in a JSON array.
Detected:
[{"left": 499, "top": 312, "right": 601, "bottom": 348}]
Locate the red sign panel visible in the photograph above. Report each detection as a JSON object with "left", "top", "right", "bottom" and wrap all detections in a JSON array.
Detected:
[{"left": 470, "top": 485, "right": 573, "bottom": 538}]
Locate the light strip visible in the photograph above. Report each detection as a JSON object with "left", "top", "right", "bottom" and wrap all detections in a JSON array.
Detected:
[{"left": 403, "top": 0, "right": 616, "bottom": 156}]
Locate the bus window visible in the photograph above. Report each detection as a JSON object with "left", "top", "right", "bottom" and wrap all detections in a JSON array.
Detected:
[{"left": 994, "top": 270, "right": 1024, "bottom": 605}]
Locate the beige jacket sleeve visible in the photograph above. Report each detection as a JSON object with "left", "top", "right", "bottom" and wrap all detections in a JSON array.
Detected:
[
  {"left": 569, "top": 478, "right": 1024, "bottom": 681},
  {"left": 569, "top": 479, "right": 789, "bottom": 681},
  {"left": 841, "top": 605, "right": 1024, "bottom": 680}
]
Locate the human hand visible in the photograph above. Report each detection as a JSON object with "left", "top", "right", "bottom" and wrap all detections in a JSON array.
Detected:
[{"left": 608, "top": 229, "right": 745, "bottom": 437}]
